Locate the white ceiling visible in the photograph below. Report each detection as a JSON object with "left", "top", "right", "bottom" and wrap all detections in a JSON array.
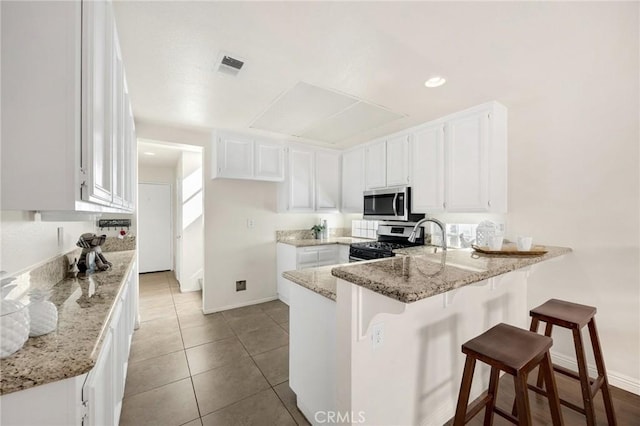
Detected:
[
  {"left": 138, "top": 140, "right": 195, "bottom": 168},
  {"left": 113, "top": 1, "right": 625, "bottom": 149}
]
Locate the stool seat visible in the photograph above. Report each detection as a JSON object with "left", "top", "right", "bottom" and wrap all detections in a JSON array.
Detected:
[
  {"left": 463, "top": 323, "right": 553, "bottom": 375},
  {"left": 529, "top": 299, "right": 616, "bottom": 425},
  {"left": 530, "top": 298, "right": 596, "bottom": 328},
  {"left": 453, "top": 323, "right": 563, "bottom": 425}
]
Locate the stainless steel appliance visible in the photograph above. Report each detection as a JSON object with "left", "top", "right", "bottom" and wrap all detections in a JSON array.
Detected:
[
  {"left": 363, "top": 186, "right": 425, "bottom": 222},
  {"left": 349, "top": 224, "right": 425, "bottom": 262}
]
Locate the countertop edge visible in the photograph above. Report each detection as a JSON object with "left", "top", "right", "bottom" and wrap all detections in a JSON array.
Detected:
[{"left": 331, "top": 246, "right": 572, "bottom": 304}]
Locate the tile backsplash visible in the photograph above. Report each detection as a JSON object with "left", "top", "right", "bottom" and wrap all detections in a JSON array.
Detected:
[{"left": 351, "top": 220, "right": 378, "bottom": 239}]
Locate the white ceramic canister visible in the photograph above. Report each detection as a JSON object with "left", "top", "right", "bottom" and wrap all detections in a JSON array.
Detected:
[
  {"left": 27, "top": 289, "right": 58, "bottom": 337},
  {"left": 476, "top": 220, "right": 497, "bottom": 247},
  {"left": 1, "top": 298, "right": 30, "bottom": 358}
]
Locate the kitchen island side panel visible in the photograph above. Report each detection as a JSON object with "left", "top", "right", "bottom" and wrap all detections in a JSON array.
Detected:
[{"left": 335, "top": 269, "right": 529, "bottom": 426}]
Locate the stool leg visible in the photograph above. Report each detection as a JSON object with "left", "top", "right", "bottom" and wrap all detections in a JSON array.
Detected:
[
  {"left": 483, "top": 367, "right": 500, "bottom": 425},
  {"left": 514, "top": 372, "right": 532, "bottom": 426},
  {"left": 588, "top": 318, "right": 617, "bottom": 425},
  {"left": 573, "top": 327, "right": 596, "bottom": 426},
  {"left": 536, "top": 322, "right": 553, "bottom": 389},
  {"left": 540, "top": 351, "right": 564, "bottom": 426},
  {"left": 454, "top": 356, "right": 477, "bottom": 426}
]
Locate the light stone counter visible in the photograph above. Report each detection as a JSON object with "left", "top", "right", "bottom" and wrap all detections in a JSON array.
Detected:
[
  {"left": 0, "top": 250, "right": 136, "bottom": 395},
  {"left": 277, "top": 236, "right": 372, "bottom": 247},
  {"left": 283, "top": 264, "right": 343, "bottom": 301},
  {"left": 332, "top": 245, "right": 572, "bottom": 303},
  {"left": 283, "top": 245, "right": 571, "bottom": 304}
]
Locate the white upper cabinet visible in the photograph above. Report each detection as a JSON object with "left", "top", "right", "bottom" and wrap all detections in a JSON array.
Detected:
[
  {"left": 341, "top": 147, "right": 365, "bottom": 213},
  {"left": 279, "top": 146, "right": 341, "bottom": 213},
  {"left": 288, "top": 148, "right": 315, "bottom": 211},
  {"left": 315, "top": 150, "right": 341, "bottom": 211},
  {"left": 215, "top": 133, "right": 254, "bottom": 179},
  {"left": 410, "top": 102, "right": 507, "bottom": 214},
  {"left": 445, "top": 103, "right": 507, "bottom": 213},
  {"left": 364, "top": 135, "right": 411, "bottom": 190},
  {"left": 255, "top": 141, "right": 285, "bottom": 181},
  {"left": 211, "top": 131, "right": 284, "bottom": 182},
  {"left": 411, "top": 124, "right": 445, "bottom": 213},
  {"left": 1, "top": 0, "right": 135, "bottom": 214},
  {"left": 385, "top": 134, "right": 411, "bottom": 187},
  {"left": 364, "top": 140, "right": 387, "bottom": 190}
]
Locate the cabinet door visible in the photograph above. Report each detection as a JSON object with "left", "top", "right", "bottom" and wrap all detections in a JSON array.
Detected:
[
  {"left": 445, "top": 111, "right": 490, "bottom": 211},
  {"left": 386, "top": 134, "right": 410, "bottom": 187},
  {"left": 288, "top": 148, "right": 315, "bottom": 211},
  {"left": 85, "top": 329, "right": 114, "bottom": 426},
  {"left": 255, "top": 140, "right": 284, "bottom": 181},
  {"left": 412, "top": 124, "right": 445, "bottom": 213},
  {"left": 83, "top": 0, "right": 114, "bottom": 205},
  {"left": 111, "top": 28, "right": 125, "bottom": 207},
  {"left": 316, "top": 246, "right": 338, "bottom": 266},
  {"left": 122, "top": 100, "right": 134, "bottom": 210},
  {"left": 341, "top": 147, "right": 364, "bottom": 213},
  {"left": 216, "top": 135, "right": 254, "bottom": 179},
  {"left": 364, "top": 141, "right": 387, "bottom": 190},
  {"left": 315, "top": 151, "right": 341, "bottom": 211}
]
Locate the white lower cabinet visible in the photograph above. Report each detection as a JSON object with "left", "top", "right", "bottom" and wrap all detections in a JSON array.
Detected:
[
  {"left": 0, "top": 262, "right": 138, "bottom": 426},
  {"left": 276, "top": 244, "right": 342, "bottom": 304}
]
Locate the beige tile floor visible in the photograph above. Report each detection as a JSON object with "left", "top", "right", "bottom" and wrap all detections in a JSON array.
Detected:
[{"left": 120, "top": 271, "right": 310, "bottom": 426}]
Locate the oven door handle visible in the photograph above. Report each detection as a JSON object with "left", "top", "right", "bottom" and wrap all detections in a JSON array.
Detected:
[
  {"left": 392, "top": 193, "right": 398, "bottom": 217},
  {"left": 349, "top": 256, "right": 367, "bottom": 262}
]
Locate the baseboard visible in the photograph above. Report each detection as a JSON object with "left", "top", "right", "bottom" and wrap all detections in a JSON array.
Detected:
[
  {"left": 202, "top": 295, "right": 279, "bottom": 314},
  {"left": 551, "top": 350, "right": 640, "bottom": 395}
]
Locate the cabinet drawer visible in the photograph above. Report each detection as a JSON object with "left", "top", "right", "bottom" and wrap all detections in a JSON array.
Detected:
[
  {"left": 297, "top": 251, "right": 318, "bottom": 265},
  {"left": 317, "top": 246, "right": 338, "bottom": 263}
]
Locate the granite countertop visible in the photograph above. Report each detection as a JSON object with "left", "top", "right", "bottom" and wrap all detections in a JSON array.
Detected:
[
  {"left": 0, "top": 250, "right": 136, "bottom": 395},
  {"left": 277, "top": 236, "right": 372, "bottom": 247},
  {"left": 283, "top": 245, "right": 571, "bottom": 303}
]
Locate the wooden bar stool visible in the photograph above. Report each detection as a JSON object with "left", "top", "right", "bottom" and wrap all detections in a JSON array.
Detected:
[
  {"left": 527, "top": 299, "right": 616, "bottom": 426},
  {"left": 453, "top": 323, "right": 563, "bottom": 426}
]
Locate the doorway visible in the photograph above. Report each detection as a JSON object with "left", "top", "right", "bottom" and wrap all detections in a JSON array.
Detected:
[{"left": 138, "top": 183, "right": 173, "bottom": 273}]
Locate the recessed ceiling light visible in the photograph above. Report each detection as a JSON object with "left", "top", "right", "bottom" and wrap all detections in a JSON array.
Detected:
[
  {"left": 143, "top": 152, "right": 156, "bottom": 156},
  {"left": 425, "top": 76, "right": 446, "bottom": 88}
]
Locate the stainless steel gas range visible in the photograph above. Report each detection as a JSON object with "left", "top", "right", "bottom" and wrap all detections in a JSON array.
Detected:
[{"left": 349, "top": 223, "right": 425, "bottom": 262}]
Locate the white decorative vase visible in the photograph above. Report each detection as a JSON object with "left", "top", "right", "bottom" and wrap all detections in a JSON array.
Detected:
[
  {"left": 1, "top": 299, "right": 30, "bottom": 358},
  {"left": 28, "top": 290, "right": 58, "bottom": 337}
]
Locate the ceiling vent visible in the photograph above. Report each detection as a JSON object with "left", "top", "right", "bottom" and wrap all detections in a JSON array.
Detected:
[{"left": 216, "top": 52, "right": 245, "bottom": 77}]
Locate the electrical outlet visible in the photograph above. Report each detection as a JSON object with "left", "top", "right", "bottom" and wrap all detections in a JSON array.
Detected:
[
  {"left": 246, "top": 219, "right": 255, "bottom": 229},
  {"left": 236, "top": 280, "right": 246, "bottom": 291},
  {"left": 371, "top": 323, "right": 384, "bottom": 349}
]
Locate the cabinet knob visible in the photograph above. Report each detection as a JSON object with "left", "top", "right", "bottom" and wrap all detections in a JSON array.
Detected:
[
  {"left": 487, "top": 200, "right": 491, "bottom": 207},
  {"left": 443, "top": 202, "right": 446, "bottom": 209}
]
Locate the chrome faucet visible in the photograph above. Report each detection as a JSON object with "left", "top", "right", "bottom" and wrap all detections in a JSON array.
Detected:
[{"left": 408, "top": 217, "right": 447, "bottom": 251}]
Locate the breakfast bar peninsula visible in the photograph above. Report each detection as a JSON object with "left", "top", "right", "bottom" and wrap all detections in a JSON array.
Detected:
[{"left": 283, "top": 245, "right": 571, "bottom": 425}]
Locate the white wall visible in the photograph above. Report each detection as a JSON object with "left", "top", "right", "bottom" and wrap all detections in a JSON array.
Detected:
[
  {"left": 498, "top": 6, "right": 640, "bottom": 390},
  {"left": 177, "top": 150, "right": 204, "bottom": 291},
  {"left": 0, "top": 211, "right": 95, "bottom": 275}
]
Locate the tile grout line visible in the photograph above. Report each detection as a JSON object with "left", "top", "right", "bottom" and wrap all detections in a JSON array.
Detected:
[{"left": 168, "top": 272, "right": 206, "bottom": 422}]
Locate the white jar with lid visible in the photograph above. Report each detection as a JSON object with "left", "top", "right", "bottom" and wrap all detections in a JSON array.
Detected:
[
  {"left": 476, "top": 220, "right": 497, "bottom": 247},
  {"left": 1, "top": 287, "right": 30, "bottom": 358},
  {"left": 28, "top": 289, "right": 58, "bottom": 337}
]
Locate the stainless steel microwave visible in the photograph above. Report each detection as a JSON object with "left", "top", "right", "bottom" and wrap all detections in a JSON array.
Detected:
[{"left": 363, "top": 186, "right": 425, "bottom": 222}]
